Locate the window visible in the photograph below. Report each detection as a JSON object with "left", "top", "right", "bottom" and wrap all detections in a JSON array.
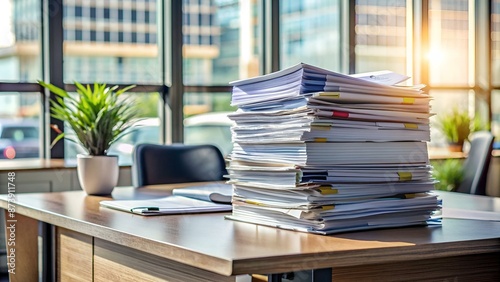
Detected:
[
  {"left": 182, "top": 0, "right": 261, "bottom": 85},
  {"left": 280, "top": 0, "right": 341, "bottom": 71},
  {"left": 76, "top": 6, "right": 83, "bottom": 17},
  {"left": 132, "top": 10, "right": 137, "bottom": 22},
  {"left": 492, "top": 0, "right": 500, "bottom": 86},
  {"left": 1, "top": 0, "right": 42, "bottom": 82},
  {"left": 0, "top": 93, "right": 42, "bottom": 160},
  {"left": 183, "top": 92, "right": 236, "bottom": 157},
  {"left": 355, "top": 0, "right": 408, "bottom": 74},
  {"left": 63, "top": 2, "right": 162, "bottom": 85},
  {"left": 75, "top": 30, "right": 83, "bottom": 41},
  {"left": 1, "top": 0, "right": 500, "bottom": 164},
  {"left": 428, "top": 0, "right": 471, "bottom": 86}
]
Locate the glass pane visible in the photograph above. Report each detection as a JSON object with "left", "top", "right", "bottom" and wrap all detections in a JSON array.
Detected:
[
  {"left": 64, "top": 92, "right": 162, "bottom": 165},
  {"left": 280, "top": 0, "right": 341, "bottom": 71},
  {"left": 63, "top": 0, "right": 161, "bottom": 84},
  {"left": 183, "top": 0, "right": 261, "bottom": 85},
  {"left": 428, "top": 0, "right": 471, "bottom": 86},
  {"left": 355, "top": 0, "right": 407, "bottom": 74},
  {"left": 429, "top": 90, "right": 473, "bottom": 148},
  {"left": 0, "top": 93, "right": 41, "bottom": 161},
  {"left": 492, "top": 0, "right": 500, "bottom": 86},
  {"left": 183, "top": 92, "right": 235, "bottom": 157},
  {"left": 0, "top": 0, "right": 42, "bottom": 82}
]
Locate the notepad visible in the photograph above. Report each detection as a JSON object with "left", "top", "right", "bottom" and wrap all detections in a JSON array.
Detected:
[{"left": 100, "top": 184, "right": 233, "bottom": 215}]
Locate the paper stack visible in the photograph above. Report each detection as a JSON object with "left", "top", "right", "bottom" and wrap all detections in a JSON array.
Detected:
[{"left": 226, "top": 63, "right": 441, "bottom": 234}]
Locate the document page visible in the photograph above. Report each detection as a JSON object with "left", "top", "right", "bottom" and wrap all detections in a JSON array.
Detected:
[{"left": 100, "top": 195, "right": 232, "bottom": 215}]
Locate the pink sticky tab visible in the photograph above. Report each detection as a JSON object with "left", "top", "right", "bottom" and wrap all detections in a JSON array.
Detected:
[{"left": 332, "top": 111, "right": 349, "bottom": 118}]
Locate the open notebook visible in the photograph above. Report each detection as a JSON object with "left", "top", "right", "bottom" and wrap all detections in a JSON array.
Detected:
[{"left": 100, "top": 183, "right": 233, "bottom": 215}]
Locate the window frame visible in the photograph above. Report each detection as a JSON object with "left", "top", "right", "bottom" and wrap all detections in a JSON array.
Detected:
[{"left": 0, "top": 0, "right": 499, "bottom": 162}]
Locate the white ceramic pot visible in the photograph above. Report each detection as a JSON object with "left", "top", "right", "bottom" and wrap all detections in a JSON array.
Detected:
[{"left": 77, "top": 154, "right": 119, "bottom": 195}]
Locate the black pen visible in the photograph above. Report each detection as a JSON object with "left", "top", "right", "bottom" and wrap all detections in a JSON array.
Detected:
[{"left": 131, "top": 207, "right": 160, "bottom": 213}]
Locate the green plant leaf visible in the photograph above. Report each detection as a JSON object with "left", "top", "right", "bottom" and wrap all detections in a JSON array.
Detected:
[
  {"left": 38, "top": 80, "right": 69, "bottom": 98},
  {"left": 432, "top": 159, "right": 464, "bottom": 191},
  {"left": 50, "top": 133, "right": 66, "bottom": 148},
  {"left": 436, "top": 107, "right": 471, "bottom": 144}
]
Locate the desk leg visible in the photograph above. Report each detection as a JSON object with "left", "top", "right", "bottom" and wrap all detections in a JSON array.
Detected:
[
  {"left": 267, "top": 268, "right": 332, "bottom": 282},
  {"left": 267, "top": 274, "right": 282, "bottom": 282},
  {"left": 4, "top": 212, "right": 38, "bottom": 282},
  {"left": 40, "top": 222, "right": 55, "bottom": 282},
  {"left": 311, "top": 268, "right": 332, "bottom": 281}
]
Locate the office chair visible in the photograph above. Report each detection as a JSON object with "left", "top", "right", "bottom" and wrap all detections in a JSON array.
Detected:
[
  {"left": 132, "top": 143, "right": 227, "bottom": 187},
  {"left": 455, "top": 131, "right": 494, "bottom": 195}
]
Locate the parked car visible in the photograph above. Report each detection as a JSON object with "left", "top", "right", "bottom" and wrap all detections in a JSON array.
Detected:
[
  {"left": 184, "top": 112, "right": 234, "bottom": 157},
  {"left": 107, "top": 112, "right": 234, "bottom": 165},
  {"left": 0, "top": 119, "right": 39, "bottom": 159},
  {"left": 106, "top": 118, "right": 160, "bottom": 164}
]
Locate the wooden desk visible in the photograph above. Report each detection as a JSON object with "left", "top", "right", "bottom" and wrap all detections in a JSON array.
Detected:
[{"left": 2, "top": 186, "right": 500, "bottom": 281}]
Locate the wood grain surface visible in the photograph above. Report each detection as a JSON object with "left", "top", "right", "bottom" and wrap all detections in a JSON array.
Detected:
[
  {"left": 57, "top": 228, "right": 93, "bottom": 281},
  {"left": 1, "top": 184, "right": 500, "bottom": 276},
  {"left": 3, "top": 213, "right": 38, "bottom": 282}
]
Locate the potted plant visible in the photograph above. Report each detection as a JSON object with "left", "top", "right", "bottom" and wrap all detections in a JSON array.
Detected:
[
  {"left": 436, "top": 108, "right": 471, "bottom": 152},
  {"left": 39, "top": 81, "right": 139, "bottom": 195},
  {"left": 432, "top": 159, "right": 464, "bottom": 191}
]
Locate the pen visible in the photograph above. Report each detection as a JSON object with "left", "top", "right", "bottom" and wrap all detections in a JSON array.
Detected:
[{"left": 131, "top": 207, "right": 160, "bottom": 213}]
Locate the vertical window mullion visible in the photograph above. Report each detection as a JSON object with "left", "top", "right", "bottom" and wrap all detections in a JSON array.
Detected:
[
  {"left": 159, "top": 0, "right": 167, "bottom": 144},
  {"left": 417, "top": 0, "right": 430, "bottom": 86},
  {"left": 262, "top": 0, "right": 279, "bottom": 74},
  {"left": 348, "top": 0, "right": 356, "bottom": 74},
  {"left": 475, "top": 0, "right": 492, "bottom": 123},
  {"left": 42, "top": 0, "right": 65, "bottom": 159},
  {"left": 167, "top": 0, "right": 184, "bottom": 143}
]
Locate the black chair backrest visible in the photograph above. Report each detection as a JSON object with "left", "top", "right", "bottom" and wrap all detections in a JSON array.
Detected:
[
  {"left": 455, "top": 131, "right": 494, "bottom": 195},
  {"left": 132, "top": 143, "right": 227, "bottom": 187}
]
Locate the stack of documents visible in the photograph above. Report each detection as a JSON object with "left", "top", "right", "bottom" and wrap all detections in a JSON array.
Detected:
[{"left": 226, "top": 63, "right": 441, "bottom": 234}]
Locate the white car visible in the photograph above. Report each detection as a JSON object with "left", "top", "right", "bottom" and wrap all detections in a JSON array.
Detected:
[
  {"left": 107, "top": 112, "right": 234, "bottom": 165},
  {"left": 184, "top": 112, "right": 234, "bottom": 157}
]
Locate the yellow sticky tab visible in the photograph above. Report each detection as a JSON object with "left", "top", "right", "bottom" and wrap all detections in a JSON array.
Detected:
[
  {"left": 314, "top": 138, "right": 327, "bottom": 143},
  {"left": 311, "top": 124, "right": 332, "bottom": 131},
  {"left": 244, "top": 200, "right": 263, "bottom": 206},
  {"left": 402, "top": 97, "right": 415, "bottom": 104},
  {"left": 404, "top": 193, "right": 416, "bottom": 199},
  {"left": 404, "top": 123, "right": 418, "bottom": 129},
  {"left": 318, "top": 92, "right": 340, "bottom": 97},
  {"left": 397, "top": 171, "right": 413, "bottom": 181},
  {"left": 321, "top": 205, "right": 335, "bottom": 211},
  {"left": 317, "top": 187, "right": 338, "bottom": 195}
]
